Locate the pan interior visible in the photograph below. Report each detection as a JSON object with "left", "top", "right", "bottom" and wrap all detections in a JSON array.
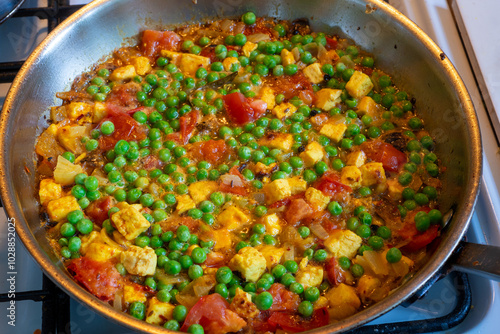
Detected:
[{"left": 0, "top": 0, "right": 481, "bottom": 332}]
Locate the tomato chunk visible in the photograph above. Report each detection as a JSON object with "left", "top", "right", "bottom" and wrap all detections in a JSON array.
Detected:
[
  {"left": 140, "top": 30, "right": 181, "bottom": 58},
  {"left": 85, "top": 196, "right": 113, "bottom": 226},
  {"left": 401, "top": 225, "right": 439, "bottom": 252},
  {"left": 179, "top": 110, "right": 199, "bottom": 144},
  {"left": 222, "top": 92, "right": 266, "bottom": 125},
  {"left": 362, "top": 140, "right": 407, "bottom": 173},
  {"left": 267, "top": 308, "right": 329, "bottom": 332},
  {"left": 325, "top": 257, "right": 345, "bottom": 286},
  {"left": 219, "top": 166, "right": 247, "bottom": 196},
  {"left": 266, "top": 72, "right": 313, "bottom": 100},
  {"left": 67, "top": 257, "right": 121, "bottom": 302},
  {"left": 268, "top": 283, "right": 300, "bottom": 312},
  {"left": 190, "top": 139, "right": 228, "bottom": 165},
  {"left": 98, "top": 111, "right": 147, "bottom": 151},
  {"left": 284, "top": 198, "right": 313, "bottom": 225},
  {"left": 180, "top": 294, "right": 246, "bottom": 334},
  {"left": 314, "top": 172, "right": 352, "bottom": 197},
  {"left": 325, "top": 37, "right": 338, "bottom": 50}
]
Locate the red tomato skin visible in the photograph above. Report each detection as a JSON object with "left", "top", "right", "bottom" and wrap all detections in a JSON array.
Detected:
[
  {"left": 222, "top": 92, "right": 265, "bottom": 125},
  {"left": 190, "top": 139, "right": 228, "bottom": 165},
  {"left": 140, "top": 30, "right": 181, "bottom": 58},
  {"left": 180, "top": 294, "right": 246, "bottom": 334},
  {"left": 362, "top": 140, "right": 407, "bottom": 173},
  {"left": 267, "top": 308, "right": 329, "bottom": 332},
  {"left": 219, "top": 166, "right": 248, "bottom": 196},
  {"left": 67, "top": 257, "right": 121, "bottom": 302},
  {"left": 98, "top": 112, "right": 147, "bottom": 151},
  {"left": 85, "top": 196, "right": 113, "bottom": 226},
  {"left": 402, "top": 225, "right": 439, "bottom": 252},
  {"left": 314, "top": 172, "right": 352, "bottom": 197},
  {"left": 268, "top": 283, "right": 300, "bottom": 312},
  {"left": 325, "top": 257, "right": 345, "bottom": 286},
  {"left": 179, "top": 110, "right": 199, "bottom": 144},
  {"left": 325, "top": 37, "right": 338, "bottom": 50}
]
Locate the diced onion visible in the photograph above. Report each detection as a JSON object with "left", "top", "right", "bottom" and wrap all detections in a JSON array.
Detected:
[
  {"left": 317, "top": 42, "right": 327, "bottom": 60},
  {"left": 283, "top": 226, "right": 301, "bottom": 243},
  {"left": 113, "top": 290, "right": 123, "bottom": 311},
  {"left": 221, "top": 174, "right": 243, "bottom": 187},
  {"left": 220, "top": 19, "right": 234, "bottom": 33},
  {"left": 310, "top": 223, "right": 330, "bottom": 240},
  {"left": 284, "top": 243, "right": 295, "bottom": 261},
  {"left": 234, "top": 22, "right": 246, "bottom": 34},
  {"left": 247, "top": 33, "right": 271, "bottom": 43},
  {"left": 362, "top": 251, "right": 389, "bottom": 276},
  {"left": 252, "top": 192, "right": 266, "bottom": 204},
  {"left": 100, "top": 228, "right": 125, "bottom": 250},
  {"left": 340, "top": 55, "right": 355, "bottom": 68},
  {"left": 291, "top": 47, "right": 301, "bottom": 61},
  {"left": 156, "top": 272, "right": 189, "bottom": 285}
]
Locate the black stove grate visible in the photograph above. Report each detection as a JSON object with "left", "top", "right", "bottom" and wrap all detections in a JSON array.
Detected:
[{"left": 0, "top": 1, "right": 472, "bottom": 333}]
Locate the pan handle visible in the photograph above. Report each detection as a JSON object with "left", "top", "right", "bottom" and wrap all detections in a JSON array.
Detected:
[{"left": 450, "top": 241, "right": 500, "bottom": 281}]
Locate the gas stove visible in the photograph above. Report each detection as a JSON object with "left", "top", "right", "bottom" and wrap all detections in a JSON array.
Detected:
[{"left": 1, "top": 0, "right": 499, "bottom": 333}]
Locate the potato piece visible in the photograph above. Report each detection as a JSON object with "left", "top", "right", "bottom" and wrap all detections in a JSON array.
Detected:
[
  {"left": 53, "top": 156, "right": 84, "bottom": 186},
  {"left": 325, "top": 283, "right": 361, "bottom": 320}
]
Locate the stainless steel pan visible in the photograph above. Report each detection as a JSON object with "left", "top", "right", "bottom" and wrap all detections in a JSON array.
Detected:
[{"left": 0, "top": 0, "right": 494, "bottom": 332}]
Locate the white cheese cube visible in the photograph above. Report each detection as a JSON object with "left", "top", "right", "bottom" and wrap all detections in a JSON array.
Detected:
[
  {"left": 217, "top": 206, "right": 250, "bottom": 231},
  {"left": 359, "top": 162, "right": 386, "bottom": 186},
  {"left": 120, "top": 245, "right": 157, "bottom": 276},
  {"left": 111, "top": 205, "right": 151, "bottom": 240},
  {"left": 296, "top": 265, "right": 324, "bottom": 288},
  {"left": 346, "top": 151, "right": 366, "bottom": 167},
  {"left": 39, "top": 178, "right": 62, "bottom": 206},
  {"left": 320, "top": 121, "right": 347, "bottom": 142},
  {"left": 324, "top": 230, "right": 363, "bottom": 259},
  {"left": 176, "top": 194, "right": 196, "bottom": 214},
  {"left": 303, "top": 63, "right": 324, "bottom": 84},
  {"left": 272, "top": 102, "right": 297, "bottom": 119},
  {"left": 130, "top": 56, "right": 152, "bottom": 76},
  {"left": 109, "top": 65, "right": 137, "bottom": 81},
  {"left": 242, "top": 41, "right": 258, "bottom": 57},
  {"left": 315, "top": 89, "right": 342, "bottom": 111},
  {"left": 263, "top": 179, "right": 291, "bottom": 204},
  {"left": 229, "top": 247, "right": 266, "bottom": 282},
  {"left": 345, "top": 71, "right": 373, "bottom": 98},
  {"left": 281, "top": 48, "right": 296, "bottom": 66},
  {"left": 299, "top": 141, "right": 324, "bottom": 167},
  {"left": 47, "top": 196, "right": 80, "bottom": 222},
  {"left": 340, "top": 166, "right": 363, "bottom": 188},
  {"left": 305, "top": 187, "right": 330, "bottom": 211}
]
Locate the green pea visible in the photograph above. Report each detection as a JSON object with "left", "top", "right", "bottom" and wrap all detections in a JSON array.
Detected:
[
  {"left": 129, "top": 301, "right": 146, "bottom": 320},
  {"left": 303, "top": 286, "right": 319, "bottom": 302},
  {"left": 386, "top": 247, "right": 402, "bottom": 263}
]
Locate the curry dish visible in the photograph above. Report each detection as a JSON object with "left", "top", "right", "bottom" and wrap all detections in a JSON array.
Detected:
[{"left": 35, "top": 13, "right": 444, "bottom": 333}]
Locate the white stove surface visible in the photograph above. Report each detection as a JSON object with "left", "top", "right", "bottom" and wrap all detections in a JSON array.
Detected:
[{"left": 1, "top": 0, "right": 500, "bottom": 333}]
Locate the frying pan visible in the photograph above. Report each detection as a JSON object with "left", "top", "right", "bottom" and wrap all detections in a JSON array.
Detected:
[{"left": 0, "top": 0, "right": 497, "bottom": 332}]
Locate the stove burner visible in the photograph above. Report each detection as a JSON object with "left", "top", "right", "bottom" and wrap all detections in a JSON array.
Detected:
[{"left": 0, "top": 0, "right": 25, "bottom": 25}]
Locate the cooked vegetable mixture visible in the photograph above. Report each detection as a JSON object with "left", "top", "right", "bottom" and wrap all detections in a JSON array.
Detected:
[{"left": 36, "top": 13, "right": 444, "bottom": 333}]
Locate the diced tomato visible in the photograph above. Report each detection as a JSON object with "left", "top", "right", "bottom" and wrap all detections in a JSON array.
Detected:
[
  {"left": 179, "top": 110, "right": 199, "bottom": 144},
  {"left": 200, "top": 46, "right": 217, "bottom": 62},
  {"left": 402, "top": 225, "right": 439, "bottom": 252},
  {"left": 204, "top": 252, "right": 227, "bottom": 268},
  {"left": 190, "top": 139, "right": 228, "bottom": 165},
  {"left": 310, "top": 113, "right": 329, "bottom": 127},
  {"left": 142, "top": 154, "right": 162, "bottom": 170},
  {"left": 222, "top": 92, "right": 266, "bottom": 125},
  {"left": 219, "top": 166, "right": 247, "bottom": 196},
  {"left": 243, "top": 18, "right": 274, "bottom": 37},
  {"left": 314, "top": 172, "right": 352, "bottom": 197},
  {"left": 325, "top": 257, "right": 345, "bottom": 286},
  {"left": 325, "top": 37, "right": 338, "bottom": 50},
  {"left": 266, "top": 72, "right": 313, "bottom": 100},
  {"left": 85, "top": 196, "right": 113, "bottom": 226},
  {"left": 267, "top": 308, "right": 329, "bottom": 333},
  {"left": 284, "top": 198, "right": 313, "bottom": 225},
  {"left": 98, "top": 111, "right": 147, "bottom": 151},
  {"left": 268, "top": 283, "right": 300, "bottom": 312},
  {"left": 180, "top": 294, "right": 247, "bottom": 334},
  {"left": 140, "top": 30, "right": 181, "bottom": 58},
  {"left": 162, "top": 217, "right": 200, "bottom": 233},
  {"left": 355, "top": 64, "right": 374, "bottom": 76},
  {"left": 268, "top": 193, "right": 305, "bottom": 209},
  {"left": 166, "top": 132, "right": 182, "bottom": 144},
  {"left": 106, "top": 82, "right": 140, "bottom": 108},
  {"left": 67, "top": 257, "right": 121, "bottom": 302},
  {"left": 299, "top": 90, "right": 315, "bottom": 106},
  {"left": 362, "top": 140, "right": 407, "bottom": 173}
]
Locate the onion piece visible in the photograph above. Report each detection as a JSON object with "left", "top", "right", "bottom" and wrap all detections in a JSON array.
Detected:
[
  {"left": 362, "top": 251, "right": 389, "bottom": 276},
  {"left": 252, "top": 192, "right": 266, "bottom": 204},
  {"left": 317, "top": 42, "right": 327, "bottom": 60},
  {"left": 234, "top": 22, "right": 246, "bottom": 34},
  {"left": 220, "top": 174, "right": 243, "bottom": 187},
  {"left": 100, "top": 228, "right": 126, "bottom": 250},
  {"left": 220, "top": 19, "right": 234, "bottom": 33},
  {"left": 310, "top": 223, "right": 330, "bottom": 240},
  {"left": 247, "top": 33, "right": 271, "bottom": 43},
  {"left": 113, "top": 290, "right": 123, "bottom": 311},
  {"left": 340, "top": 55, "right": 355, "bottom": 68},
  {"left": 282, "top": 226, "right": 301, "bottom": 243},
  {"left": 283, "top": 243, "right": 295, "bottom": 262},
  {"left": 291, "top": 47, "right": 301, "bottom": 61},
  {"left": 156, "top": 272, "right": 189, "bottom": 285}
]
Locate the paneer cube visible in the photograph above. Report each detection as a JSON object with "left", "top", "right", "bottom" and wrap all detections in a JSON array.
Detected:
[
  {"left": 80, "top": 230, "right": 101, "bottom": 255},
  {"left": 123, "top": 284, "right": 147, "bottom": 304},
  {"left": 356, "top": 275, "right": 381, "bottom": 302},
  {"left": 109, "top": 65, "right": 137, "bottom": 81},
  {"left": 242, "top": 41, "right": 258, "bottom": 57},
  {"left": 176, "top": 194, "right": 196, "bottom": 215},
  {"left": 93, "top": 102, "right": 107, "bottom": 123},
  {"left": 180, "top": 53, "right": 210, "bottom": 76},
  {"left": 303, "top": 63, "right": 324, "bottom": 84},
  {"left": 66, "top": 102, "right": 93, "bottom": 122},
  {"left": 57, "top": 125, "right": 90, "bottom": 155},
  {"left": 263, "top": 179, "right": 291, "bottom": 204},
  {"left": 319, "top": 50, "right": 340, "bottom": 65},
  {"left": 85, "top": 242, "right": 122, "bottom": 262},
  {"left": 229, "top": 246, "right": 266, "bottom": 282},
  {"left": 160, "top": 50, "right": 182, "bottom": 65},
  {"left": 346, "top": 151, "right": 366, "bottom": 167},
  {"left": 223, "top": 57, "right": 240, "bottom": 71},
  {"left": 258, "top": 245, "right": 284, "bottom": 270},
  {"left": 47, "top": 196, "right": 80, "bottom": 222},
  {"left": 299, "top": 142, "right": 324, "bottom": 167},
  {"left": 217, "top": 206, "right": 250, "bottom": 231},
  {"left": 315, "top": 89, "right": 342, "bottom": 111},
  {"left": 319, "top": 121, "right": 347, "bottom": 142},
  {"left": 356, "top": 96, "right": 379, "bottom": 116},
  {"left": 272, "top": 102, "right": 297, "bottom": 119},
  {"left": 387, "top": 178, "right": 404, "bottom": 200},
  {"left": 120, "top": 245, "right": 157, "bottom": 276},
  {"left": 281, "top": 48, "right": 296, "bottom": 66},
  {"left": 305, "top": 187, "right": 330, "bottom": 211},
  {"left": 254, "top": 162, "right": 278, "bottom": 176},
  {"left": 340, "top": 166, "right": 363, "bottom": 188},
  {"left": 211, "top": 229, "right": 233, "bottom": 250},
  {"left": 39, "top": 178, "right": 62, "bottom": 206},
  {"left": 296, "top": 265, "right": 324, "bottom": 288},
  {"left": 258, "top": 132, "right": 294, "bottom": 151},
  {"left": 288, "top": 176, "right": 307, "bottom": 195},
  {"left": 262, "top": 213, "right": 282, "bottom": 236},
  {"left": 130, "top": 56, "right": 152, "bottom": 76},
  {"left": 188, "top": 181, "right": 218, "bottom": 204},
  {"left": 325, "top": 283, "right": 361, "bottom": 320},
  {"left": 145, "top": 297, "right": 175, "bottom": 325},
  {"left": 324, "top": 230, "right": 362, "bottom": 258},
  {"left": 111, "top": 205, "right": 151, "bottom": 240},
  {"left": 359, "top": 162, "right": 386, "bottom": 186},
  {"left": 345, "top": 71, "right": 373, "bottom": 99},
  {"left": 230, "top": 288, "right": 259, "bottom": 319},
  {"left": 259, "top": 86, "right": 275, "bottom": 110}
]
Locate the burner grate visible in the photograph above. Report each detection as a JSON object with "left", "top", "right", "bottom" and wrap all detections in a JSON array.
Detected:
[
  {"left": 0, "top": 1, "right": 472, "bottom": 333},
  {"left": 0, "top": 0, "right": 83, "bottom": 83}
]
